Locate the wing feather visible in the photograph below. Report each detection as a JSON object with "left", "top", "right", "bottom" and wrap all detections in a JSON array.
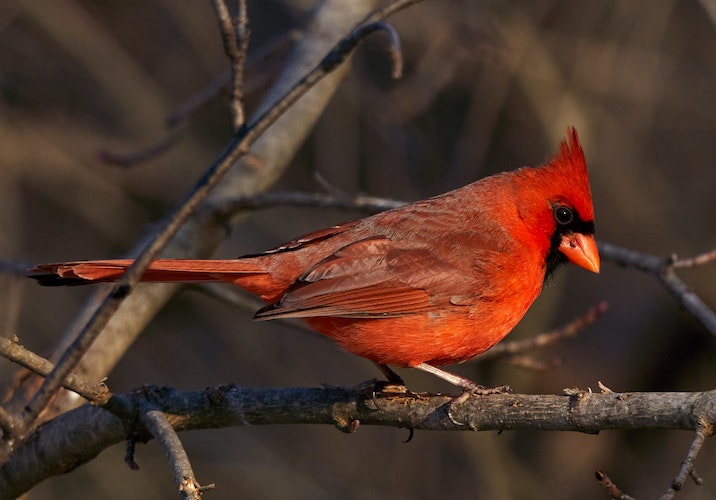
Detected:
[{"left": 255, "top": 237, "right": 477, "bottom": 319}]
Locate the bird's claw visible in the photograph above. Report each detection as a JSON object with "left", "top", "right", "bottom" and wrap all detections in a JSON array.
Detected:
[
  {"left": 446, "top": 384, "right": 513, "bottom": 426},
  {"left": 470, "top": 384, "right": 513, "bottom": 396}
]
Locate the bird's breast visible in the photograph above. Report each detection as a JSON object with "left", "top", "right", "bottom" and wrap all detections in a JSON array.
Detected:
[{"left": 303, "top": 294, "right": 535, "bottom": 367}]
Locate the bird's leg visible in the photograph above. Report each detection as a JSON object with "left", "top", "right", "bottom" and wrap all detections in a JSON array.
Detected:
[
  {"left": 368, "top": 363, "right": 409, "bottom": 396},
  {"left": 414, "top": 362, "right": 511, "bottom": 425},
  {"left": 375, "top": 363, "right": 405, "bottom": 386},
  {"left": 414, "top": 362, "right": 511, "bottom": 395}
]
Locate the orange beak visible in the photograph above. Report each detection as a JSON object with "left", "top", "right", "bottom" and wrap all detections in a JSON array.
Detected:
[{"left": 559, "top": 233, "right": 600, "bottom": 273}]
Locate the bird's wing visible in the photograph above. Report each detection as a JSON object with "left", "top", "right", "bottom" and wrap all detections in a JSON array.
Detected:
[{"left": 254, "top": 236, "right": 479, "bottom": 319}]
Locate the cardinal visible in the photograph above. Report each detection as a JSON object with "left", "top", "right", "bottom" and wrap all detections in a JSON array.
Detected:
[{"left": 30, "top": 128, "right": 599, "bottom": 393}]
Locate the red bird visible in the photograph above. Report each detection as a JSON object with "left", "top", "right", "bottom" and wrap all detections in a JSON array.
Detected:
[{"left": 31, "top": 128, "right": 599, "bottom": 392}]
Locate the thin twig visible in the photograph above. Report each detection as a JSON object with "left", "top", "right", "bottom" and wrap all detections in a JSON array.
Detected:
[
  {"left": 501, "top": 355, "right": 561, "bottom": 371},
  {"left": 595, "top": 470, "right": 636, "bottom": 500},
  {"left": 0, "top": 407, "right": 19, "bottom": 441},
  {"left": 369, "top": 21, "right": 404, "bottom": 78},
  {"left": 0, "top": 336, "right": 108, "bottom": 404},
  {"left": 124, "top": 438, "right": 140, "bottom": 471},
  {"left": 98, "top": 124, "right": 186, "bottom": 167},
  {"left": 104, "top": 29, "right": 295, "bottom": 167},
  {"left": 672, "top": 249, "right": 716, "bottom": 269},
  {"left": 167, "top": 30, "right": 297, "bottom": 128},
  {"left": 658, "top": 268, "right": 716, "bottom": 339},
  {"left": 233, "top": 0, "right": 250, "bottom": 128},
  {"left": 18, "top": 0, "right": 416, "bottom": 434},
  {"left": 660, "top": 421, "right": 713, "bottom": 499},
  {"left": 477, "top": 302, "right": 608, "bottom": 361},
  {"left": 139, "top": 399, "right": 213, "bottom": 500},
  {"left": 212, "top": 0, "right": 250, "bottom": 131},
  {"left": 206, "top": 190, "right": 406, "bottom": 220},
  {"left": 599, "top": 242, "right": 716, "bottom": 339}
]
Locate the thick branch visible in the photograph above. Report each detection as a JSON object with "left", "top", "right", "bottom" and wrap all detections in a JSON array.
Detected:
[{"left": 1, "top": 384, "right": 714, "bottom": 499}]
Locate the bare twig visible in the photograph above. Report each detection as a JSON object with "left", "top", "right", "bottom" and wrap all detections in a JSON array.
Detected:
[
  {"left": 599, "top": 242, "right": 716, "bottom": 339},
  {"left": 189, "top": 282, "right": 265, "bottom": 315},
  {"left": 206, "top": 190, "right": 406, "bottom": 221},
  {"left": 660, "top": 422, "right": 713, "bottom": 499},
  {"left": 0, "top": 337, "right": 108, "bottom": 405},
  {"left": 18, "top": 0, "right": 416, "bottom": 434},
  {"left": 501, "top": 355, "right": 561, "bottom": 371},
  {"left": 139, "top": 397, "right": 213, "bottom": 500},
  {"left": 124, "top": 438, "right": 140, "bottom": 471},
  {"left": 672, "top": 249, "right": 716, "bottom": 269},
  {"left": 98, "top": 124, "right": 186, "bottom": 167},
  {"left": 595, "top": 470, "right": 636, "bottom": 500},
  {"left": 0, "top": 407, "right": 19, "bottom": 441},
  {"left": 370, "top": 21, "right": 404, "bottom": 78},
  {"left": 478, "top": 302, "right": 608, "bottom": 361},
  {"left": 212, "top": 0, "right": 250, "bottom": 131},
  {"left": 202, "top": 192, "right": 716, "bottom": 350},
  {"left": 102, "top": 30, "right": 295, "bottom": 167},
  {"left": 210, "top": 193, "right": 714, "bottom": 350},
  {"left": 167, "top": 30, "right": 297, "bottom": 128}
]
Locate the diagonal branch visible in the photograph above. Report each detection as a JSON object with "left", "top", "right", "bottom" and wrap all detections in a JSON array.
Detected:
[
  {"left": 477, "top": 301, "right": 608, "bottom": 362},
  {"left": 599, "top": 242, "right": 716, "bottom": 338},
  {"left": 15, "top": 0, "right": 420, "bottom": 432},
  {"left": 0, "top": 337, "right": 108, "bottom": 406}
]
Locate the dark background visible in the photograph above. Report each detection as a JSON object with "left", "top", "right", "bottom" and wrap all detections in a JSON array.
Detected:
[{"left": 1, "top": 1, "right": 715, "bottom": 498}]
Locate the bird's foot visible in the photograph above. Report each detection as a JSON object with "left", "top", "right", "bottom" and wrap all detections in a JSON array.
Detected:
[
  {"left": 409, "top": 362, "right": 513, "bottom": 426},
  {"left": 447, "top": 384, "right": 513, "bottom": 426}
]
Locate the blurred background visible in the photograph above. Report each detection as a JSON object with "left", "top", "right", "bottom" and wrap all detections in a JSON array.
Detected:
[{"left": 1, "top": 0, "right": 716, "bottom": 498}]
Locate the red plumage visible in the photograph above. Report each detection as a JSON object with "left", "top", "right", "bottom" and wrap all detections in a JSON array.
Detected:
[{"left": 30, "top": 128, "right": 599, "bottom": 389}]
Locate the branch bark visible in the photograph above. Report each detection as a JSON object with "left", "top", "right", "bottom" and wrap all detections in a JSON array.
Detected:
[{"left": 1, "top": 384, "right": 714, "bottom": 499}]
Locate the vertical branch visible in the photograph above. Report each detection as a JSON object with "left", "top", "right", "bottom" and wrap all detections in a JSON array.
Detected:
[
  {"left": 212, "top": 0, "right": 250, "bottom": 131},
  {"left": 662, "top": 422, "right": 713, "bottom": 499},
  {"left": 139, "top": 401, "right": 214, "bottom": 499}
]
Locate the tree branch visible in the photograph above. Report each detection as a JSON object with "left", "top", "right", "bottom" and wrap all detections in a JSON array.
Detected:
[
  {"left": 138, "top": 400, "right": 213, "bottom": 499},
  {"left": 0, "top": 384, "right": 714, "bottom": 499},
  {"left": 477, "top": 301, "right": 608, "bottom": 362},
  {"left": 664, "top": 421, "right": 713, "bottom": 498},
  {"left": 212, "top": 0, "right": 249, "bottom": 131},
  {"left": 0, "top": 336, "right": 108, "bottom": 406},
  {"left": 599, "top": 242, "right": 716, "bottom": 338}
]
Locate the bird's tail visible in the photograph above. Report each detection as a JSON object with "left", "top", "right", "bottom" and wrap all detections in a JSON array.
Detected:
[
  {"left": 28, "top": 259, "right": 286, "bottom": 302},
  {"left": 29, "top": 259, "right": 266, "bottom": 285}
]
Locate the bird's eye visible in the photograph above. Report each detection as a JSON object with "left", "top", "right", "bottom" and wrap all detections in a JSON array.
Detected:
[{"left": 554, "top": 206, "right": 574, "bottom": 225}]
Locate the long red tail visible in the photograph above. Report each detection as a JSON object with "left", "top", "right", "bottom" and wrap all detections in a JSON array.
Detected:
[
  {"left": 29, "top": 259, "right": 267, "bottom": 284},
  {"left": 28, "top": 259, "right": 289, "bottom": 303}
]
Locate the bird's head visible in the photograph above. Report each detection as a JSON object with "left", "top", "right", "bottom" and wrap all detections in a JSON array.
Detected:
[{"left": 515, "top": 128, "right": 600, "bottom": 277}]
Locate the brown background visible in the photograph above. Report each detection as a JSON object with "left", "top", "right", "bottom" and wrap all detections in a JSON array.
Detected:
[{"left": 1, "top": 1, "right": 715, "bottom": 498}]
